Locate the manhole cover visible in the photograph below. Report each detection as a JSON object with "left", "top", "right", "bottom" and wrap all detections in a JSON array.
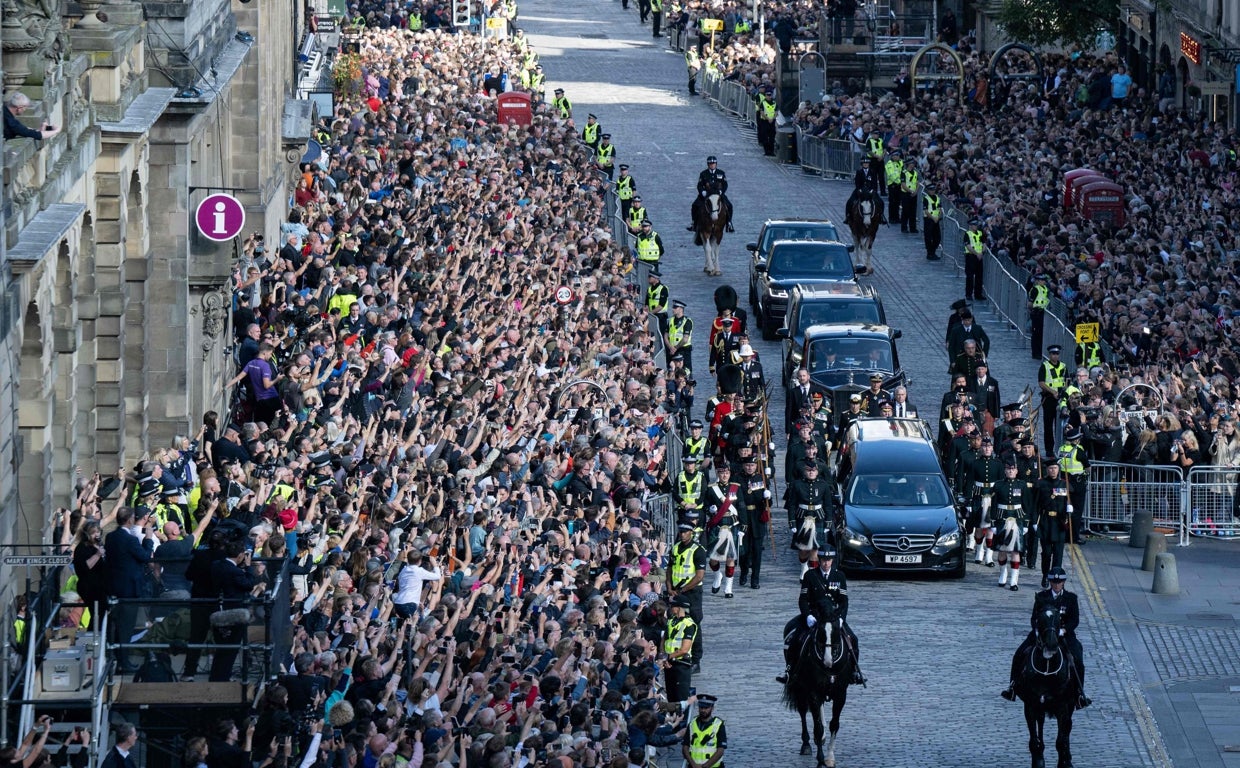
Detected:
[{"left": 579, "top": 33, "right": 609, "bottom": 39}]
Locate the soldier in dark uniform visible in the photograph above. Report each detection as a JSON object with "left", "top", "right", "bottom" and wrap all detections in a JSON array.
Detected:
[
  {"left": 991, "top": 460, "right": 1032, "bottom": 591},
  {"left": 777, "top": 546, "right": 864, "bottom": 685},
  {"left": 703, "top": 463, "right": 742, "bottom": 598},
  {"left": 1001, "top": 566, "right": 1091, "bottom": 709},
  {"left": 834, "top": 393, "right": 864, "bottom": 453},
  {"left": 785, "top": 420, "right": 820, "bottom": 484},
  {"left": 735, "top": 455, "right": 770, "bottom": 589},
  {"left": 1014, "top": 438, "right": 1043, "bottom": 563},
  {"left": 860, "top": 373, "right": 891, "bottom": 416},
  {"left": 950, "top": 338, "right": 987, "bottom": 381},
  {"left": 688, "top": 156, "right": 734, "bottom": 232},
  {"left": 737, "top": 344, "right": 765, "bottom": 403},
  {"left": 667, "top": 520, "right": 707, "bottom": 670},
  {"left": 944, "top": 298, "right": 969, "bottom": 346},
  {"left": 1033, "top": 461, "right": 1070, "bottom": 588},
  {"left": 786, "top": 461, "right": 832, "bottom": 577},
  {"left": 810, "top": 391, "right": 834, "bottom": 445},
  {"left": 967, "top": 436, "right": 1005, "bottom": 565},
  {"left": 937, "top": 402, "right": 967, "bottom": 463},
  {"left": 949, "top": 425, "right": 981, "bottom": 496},
  {"left": 992, "top": 402, "right": 1024, "bottom": 448},
  {"left": 710, "top": 317, "right": 742, "bottom": 376}
]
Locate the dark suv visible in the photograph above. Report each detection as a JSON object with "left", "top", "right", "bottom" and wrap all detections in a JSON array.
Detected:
[
  {"left": 776, "top": 283, "right": 886, "bottom": 385},
  {"left": 795, "top": 323, "right": 905, "bottom": 416},
  {"left": 833, "top": 417, "right": 966, "bottom": 577},
  {"left": 751, "top": 240, "right": 859, "bottom": 338},
  {"left": 745, "top": 218, "right": 842, "bottom": 285}
]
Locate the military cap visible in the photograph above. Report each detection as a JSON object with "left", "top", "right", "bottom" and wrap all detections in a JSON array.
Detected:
[{"left": 1047, "top": 345, "right": 1062, "bottom": 354}]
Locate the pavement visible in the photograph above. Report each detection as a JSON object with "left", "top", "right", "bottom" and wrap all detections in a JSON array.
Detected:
[{"left": 519, "top": 3, "right": 1172, "bottom": 766}]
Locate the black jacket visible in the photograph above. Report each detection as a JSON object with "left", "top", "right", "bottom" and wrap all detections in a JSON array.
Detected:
[
  {"left": 697, "top": 168, "right": 728, "bottom": 194},
  {"left": 1031, "top": 587, "right": 1079, "bottom": 642},
  {"left": 798, "top": 564, "right": 848, "bottom": 621}
]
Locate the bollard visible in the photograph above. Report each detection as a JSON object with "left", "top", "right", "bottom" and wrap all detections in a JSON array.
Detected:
[
  {"left": 1151, "top": 552, "right": 1179, "bottom": 595},
  {"left": 1129, "top": 511, "right": 1154, "bottom": 548},
  {"left": 1141, "top": 533, "right": 1166, "bottom": 571}
]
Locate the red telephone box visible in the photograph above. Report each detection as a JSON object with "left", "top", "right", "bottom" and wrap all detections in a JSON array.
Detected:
[
  {"left": 497, "top": 92, "right": 533, "bottom": 127},
  {"left": 1077, "top": 180, "right": 1126, "bottom": 228},
  {"left": 1063, "top": 168, "right": 1106, "bottom": 210}
]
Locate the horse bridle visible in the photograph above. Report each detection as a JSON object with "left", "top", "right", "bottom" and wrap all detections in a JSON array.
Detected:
[{"left": 1030, "top": 608, "right": 1065, "bottom": 676}]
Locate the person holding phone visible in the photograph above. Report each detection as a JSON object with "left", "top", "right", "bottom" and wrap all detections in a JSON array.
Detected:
[{"left": 208, "top": 540, "right": 264, "bottom": 681}]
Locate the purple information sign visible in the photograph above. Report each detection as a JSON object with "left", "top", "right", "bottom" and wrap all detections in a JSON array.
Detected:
[{"left": 195, "top": 193, "right": 246, "bottom": 242}]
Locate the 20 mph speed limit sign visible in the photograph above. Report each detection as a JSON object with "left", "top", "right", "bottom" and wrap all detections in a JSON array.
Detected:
[{"left": 555, "top": 286, "right": 574, "bottom": 305}]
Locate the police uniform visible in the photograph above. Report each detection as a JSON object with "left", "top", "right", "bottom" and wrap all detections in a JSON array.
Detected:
[
  {"left": 627, "top": 195, "right": 650, "bottom": 233},
  {"left": 780, "top": 549, "right": 864, "bottom": 684},
  {"left": 922, "top": 185, "right": 943, "bottom": 260},
  {"left": 754, "top": 89, "right": 777, "bottom": 156},
  {"left": 734, "top": 459, "right": 769, "bottom": 588},
  {"left": 668, "top": 526, "right": 707, "bottom": 665},
  {"left": 1038, "top": 347, "right": 1067, "bottom": 454},
  {"left": 581, "top": 114, "right": 601, "bottom": 151},
  {"left": 661, "top": 595, "right": 698, "bottom": 702},
  {"left": 847, "top": 157, "right": 883, "bottom": 219},
  {"left": 690, "top": 157, "right": 733, "bottom": 232},
  {"left": 551, "top": 88, "right": 572, "bottom": 120},
  {"left": 964, "top": 221, "right": 986, "bottom": 301},
  {"left": 635, "top": 221, "right": 664, "bottom": 274},
  {"left": 1076, "top": 340, "right": 1103, "bottom": 370},
  {"left": 884, "top": 150, "right": 905, "bottom": 225},
  {"left": 615, "top": 165, "right": 637, "bottom": 221},
  {"left": 899, "top": 164, "right": 919, "bottom": 233},
  {"left": 682, "top": 696, "right": 727, "bottom": 766},
  {"left": 1056, "top": 429, "right": 1089, "bottom": 543},
  {"left": 676, "top": 457, "right": 707, "bottom": 515},
  {"left": 685, "top": 421, "right": 710, "bottom": 464},
  {"left": 667, "top": 300, "right": 695, "bottom": 372},
  {"left": 645, "top": 268, "right": 670, "bottom": 336},
  {"left": 1003, "top": 568, "right": 1090, "bottom": 709},
  {"left": 685, "top": 48, "right": 701, "bottom": 95},
  {"left": 1028, "top": 273, "right": 1050, "bottom": 359}
]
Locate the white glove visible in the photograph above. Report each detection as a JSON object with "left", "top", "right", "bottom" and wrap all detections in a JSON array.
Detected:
[
  {"left": 1066, "top": 504, "right": 1073, "bottom": 514},
  {"left": 763, "top": 490, "right": 771, "bottom": 499},
  {"left": 1030, "top": 525, "right": 1037, "bottom": 533},
  {"left": 1022, "top": 527, "right": 1028, "bottom": 536},
  {"left": 1058, "top": 628, "right": 1065, "bottom": 637},
  {"left": 806, "top": 615, "right": 817, "bottom": 628},
  {"left": 700, "top": 190, "right": 707, "bottom": 197}
]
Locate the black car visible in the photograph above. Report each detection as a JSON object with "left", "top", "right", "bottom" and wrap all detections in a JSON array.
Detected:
[
  {"left": 833, "top": 417, "right": 966, "bottom": 577},
  {"left": 795, "top": 323, "right": 905, "bottom": 417},
  {"left": 751, "top": 240, "right": 859, "bottom": 338},
  {"left": 776, "top": 283, "right": 886, "bottom": 385}
]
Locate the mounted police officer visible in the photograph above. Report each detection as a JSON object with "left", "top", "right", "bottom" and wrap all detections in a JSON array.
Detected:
[
  {"left": 668, "top": 519, "right": 707, "bottom": 670},
  {"left": 688, "top": 156, "right": 734, "bottom": 232},
  {"left": 1001, "top": 566, "right": 1091, "bottom": 710},
  {"left": 777, "top": 546, "right": 864, "bottom": 685},
  {"left": 846, "top": 156, "right": 883, "bottom": 224}
]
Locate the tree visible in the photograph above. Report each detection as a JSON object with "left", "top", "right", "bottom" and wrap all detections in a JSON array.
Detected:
[{"left": 995, "top": 0, "right": 1118, "bottom": 48}]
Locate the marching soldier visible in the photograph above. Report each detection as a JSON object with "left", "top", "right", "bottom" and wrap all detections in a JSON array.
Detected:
[
  {"left": 967, "top": 436, "right": 1004, "bottom": 565},
  {"left": 667, "top": 300, "right": 695, "bottom": 373},
  {"left": 834, "top": 393, "right": 864, "bottom": 454},
  {"left": 737, "top": 344, "right": 765, "bottom": 403},
  {"left": 787, "top": 461, "right": 832, "bottom": 577},
  {"left": 682, "top": 695, "right": 727, "bottom": 767},
  {"left": 709, "top": 318, "right": 742, "bottom": 376},
  {"left": 1038, "top": 345, "right": 1067, "bottom": 454},
  {"left": 551, "top": 87, "right": 572, "bottom": 120},
  {"left": 704, "top": 464, "right": 742, "bottom": 598},
  {"left": 581, "top": 113, "right": 601, "bottom": 151},
  {"left": 992, "top": 460, "right": 1032, "bottom": 591},
  {"left": 615, "top": 165, "right": 637, "bottom": 222},
  {"left": 785, "top": 420, "right": 824, "bottom": 482},
  {"left": 1027, "top": 272, "right": 1050, "bottom": 359},
  {"left": 922, "top": 182, "right": 943, "bottom": 260},
  {"left": 645, "top": 268, "right": 670, "bottom": 337},
  {"left": 1057, "top": 427, "right": 1089, "bottom": 544},
  {"left": 735, "top": 454, "right": 770, "bottom": 589},
  {"left": 668, "top": 520, "right": 707, "bottom": 670},
  {"left": 1032, "top": 461, "right": 1070, "bottom": 587},
  {"left": 660, "top": 594, "right": 698, "bottom": 704},
  {"left": 595, "top": 133, "right": 616, "bottom": 179}
]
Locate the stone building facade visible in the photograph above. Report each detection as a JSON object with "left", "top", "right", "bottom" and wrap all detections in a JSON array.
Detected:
[{"left": 0, "top": 0, "right": 301, "bottom": 566}]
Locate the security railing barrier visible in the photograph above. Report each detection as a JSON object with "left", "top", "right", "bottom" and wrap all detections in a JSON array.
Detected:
[
  {"left": 1084, "top": 462, "right": 1188, "bottom": 546},
  {"left": 1186, "top": 466, "right": 1240, "bottom": 540}
]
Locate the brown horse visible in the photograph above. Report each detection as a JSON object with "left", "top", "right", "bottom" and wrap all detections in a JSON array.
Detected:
[
  {"left": 846, "top": 195, "right": 880, "bottom": 274},
  {"left": 693, "top": 193, "right": 730, "bottom": 276}
]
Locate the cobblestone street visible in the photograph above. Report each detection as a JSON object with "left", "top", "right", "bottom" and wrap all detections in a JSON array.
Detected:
[{"left": 519, "top": 5, "right": 1169, "bottom": 765}]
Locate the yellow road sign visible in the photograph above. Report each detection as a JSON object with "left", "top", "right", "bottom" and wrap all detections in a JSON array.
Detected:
[
  {"left": 701, "top": 18, "right": 723, "bottom": 31},
  {"left": 1074, "top": 323, "right": 1099, "bottom": 344},
  {"left": 486, "top": 17, "right": 506, "bottom": 29}
]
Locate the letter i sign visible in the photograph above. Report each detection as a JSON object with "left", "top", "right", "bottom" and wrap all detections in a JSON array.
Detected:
[{"left": 195, "top": 193, "right": 246, "bottom": 242}]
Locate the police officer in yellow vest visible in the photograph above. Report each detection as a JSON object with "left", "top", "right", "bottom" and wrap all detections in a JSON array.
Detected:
[
  {"left": 754, "top": 86, "right": 777, "bottom": 157},
  {"left": 682, "top": 694, "right": 727, "bottom": 767},
  {"left": 1038, "top": 345, "right": 1067, "bottom": 455},
  {"left": 615, "top": 164, "right": 637, "bottom": 220},
  {"left": 899, "top": 164, "right": 919, "bottom": 233},
  {"left": 922, "top": 181, "right": 943, "bottom": 261},
  {"left": 595, "top": 133, "right": 616, "bottom": 179},
  {"left": 667, "top": 299, "right": 695, "bottom": 371},
  {"left": 627, "top": 195, "right": 649, "bottom": 233},
  {"left": 407, "top": 11, "right": 423, "bottom": 30},
  {"left": 1057, "top": 427, "right": 1088, "bottom": 544},
  {"left": 964, "top": 219, "right": 986, "bottom": 302},
  {"left": 677, "top": 455, "right": 707, "bottom": 515},
  {"left": 660, "top": 594, "right": 699, "bottom": 704},
  {"left": 884, "top": 148, "right": 905, "bottom": 226},
  {"left": 1028, "top": 272, "right": 1050, "bottom": 360},
  {"left": 1076, "top": 339, "right": 1102, "bottom": 370},
  {"left": 529, "top": 64, "right": 546, "bottom": 103},
  {"left": 551, "top": 87, "right": 572, "bottom": 120},
  {"left": 668, "top": 520, "right": 707, "bottom": 669},
  {"left": 645, "top": 266, "right": 670, "bottom": 336},
  {"left": 502, "top": 0, "right": 517, "bottom": 34},
  {"left": 651, "top": 0, "right": 664, "bottom": 36},
  {"left": 636, "top": 218, "right": 664, "bottom": 271},
  {"left": 581, "top": 113, "right": 601, "bottom": 151},
  {"left": 686, "top": 48, "right": 701, "bottom": 95},
  {"left": 685, "top": 419, "right": 710, "bottom": 463}
]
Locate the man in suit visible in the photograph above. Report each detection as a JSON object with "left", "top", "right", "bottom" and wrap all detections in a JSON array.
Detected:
[
  {"left": 786, "top": 367, "right": 813, "bottom": 439},
  {"left": 890, "top": 386, "right": 916, "bottom": 418},
  {"left": 946, "top": 310, "right": 991, "bottom": 362},
  {"left": 99, "top": 722, "right": 139, "bottom": 768},
  {"left": 208, "top": 539, "right": 265, "bottom": 681},
  {"left": 105, "top": 504, "right": 157, "bottom": 665},
  {"left": 971, "top": 361, "right": 1001, "bottom": 423},
  {"left": 1001, "top": 566, "right": 1090, "bottom": 709}
]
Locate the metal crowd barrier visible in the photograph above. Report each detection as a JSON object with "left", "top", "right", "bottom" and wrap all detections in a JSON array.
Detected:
[
  {"left": 645, "top": 493, "right": 676, "bottom": 545},
  {"left": 700, "top": 70, "right": 755, "bottom": 125},
  {"left": 667, "top": 25, "right": 686, "bottom": 51},
  {"left": 1186, "top": 466, "right": 1240, "bottom": 539},
  {"left": 1083, "top": 462, "right": 1188, "bottom": 546}
]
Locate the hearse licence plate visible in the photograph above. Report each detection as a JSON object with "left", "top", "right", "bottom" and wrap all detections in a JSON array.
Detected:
[{"left": 885, "top": 554, "right": 922, "bottom": 564}]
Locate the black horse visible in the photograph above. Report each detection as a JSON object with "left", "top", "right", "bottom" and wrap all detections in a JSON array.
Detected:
[
  {"left": 1013, "top": 606, "right": 1078, "bottom": 768},
  {"left": 781, "top": 620, "right": 856, "bottom": 767}
]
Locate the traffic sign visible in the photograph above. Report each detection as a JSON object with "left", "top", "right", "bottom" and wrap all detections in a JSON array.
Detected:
[
  {"left": 1074, "top": 322, "right": 1099, "bottom": 344},
  {"left": 555, "top": 286, "right": 574, "bottom": 305},
  {"left": 3, "top": 555, "right": 71, "bottom": 567},
  {"left": 701, "top": 18, "right": 723, "bottom": 31},
  {"left": 195, "top": 193, "right": 246, "bottom": 242},
  {"left": 485, "top": 17, "right": 505, "bottom": 29}
]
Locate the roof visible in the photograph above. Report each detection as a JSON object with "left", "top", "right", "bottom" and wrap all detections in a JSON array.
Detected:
[
  {"left": 803, "top": 322, "right": 894, "bottom": 339},
  {"left": 790, "top": 282, "right": 875, "bottom": 299},
  {"left": 847, "top": 419, "right": 941, "bottom": 472},
  {"left": 768, "top": 238, "right": 851, "bottom": 251},
  {"left": 761, "top": 218, "right": 839, "bottom": 227}
]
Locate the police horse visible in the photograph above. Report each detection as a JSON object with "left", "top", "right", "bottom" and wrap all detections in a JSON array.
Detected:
[
  {"left": 1013, "top": 606, "right": 1078, "bottom": 768},
  {"left": 845, "top": 194, "right": 880, "bottom": 274},
  {"left": 782, "top": 620, "right": 856, "bottom": 767},
  {"left": 693, "top": 192, "right": 731, "bottom": 276}
]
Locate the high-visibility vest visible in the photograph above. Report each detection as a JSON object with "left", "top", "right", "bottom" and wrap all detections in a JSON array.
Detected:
[
  {"left": 637, "top": 233, "right": 661, "bottom": 262},
  {"left": 902, "top": 168, "right": 918, "bottom": 193},
  {"left": 408, "top": 13, "right": 423, "bottom": 29},
  {"left": 651, "top": 0, "right": 662, "bottom": 11},
  {"left": 1031, "top": 283, "right": 1050, "bottom": 309},
  {"left": 530, "top": 73, "right": 545, "bottom": 92},
  {"left": 668, "top": 315, "right": 692, "bottom": 346},
  {"left": 646, "top": 284, "right": 668, "bottom": 312},
  {"left": 677, "top": 472, "right": 702, "bottom": 506},
  {"left": 924, "top": 194, "right": 941, "bottom": 221},
  {"left": 734, "top": 19, "right": 751, "bottom": 33},
  {"left": 1078, "top": 342, "right": 1101, "bottom": 367},
  {"left": 628, "top": 206, "right": 648, "bottom": 230},
  {"left": 1057, "top": 443, "right": 1084, "bottom": 475},
  {"left": 685, "top": 436, "right": 709, "bottom": 458},
  {"left": 867, "top": 137, "right": 884, "bottom": 158},
  {"left": 552, "top": 96, "right": 571, "bottom": 119},
  {"left": 596, "top": 144, "right": 615, "bottom": 168},
  {"left": 616, "top": 175, "right": 635, "bottom": 200},
  {"left": 671, "top": 542, "right": 702, "bottom": 585},
  {"left": 885, "top": 159, "right": 903, "bottom": 185},
  {"left": 1041, "top": 360, "right": 1066, "bottom": 390},
  {"left": 966, "top": 230, "right": 984, "bottom": 256},
  {"left": 582, "top": 123, "right": 599, "bottom": 145},
  {"left": 688, "top": 718, "right": 723, "bottom": 765},
  {"left": 663, "top": 616, "right": 695, "bottom": 654},
  {"left": 686, "top": 50, "right": 700, "bottom": 70},
  {"left": 759, "top": 95, "right": 776, "bottom": 121},
  {"left": 13, "top": 616, "right": 27, "bottom": 646}
]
